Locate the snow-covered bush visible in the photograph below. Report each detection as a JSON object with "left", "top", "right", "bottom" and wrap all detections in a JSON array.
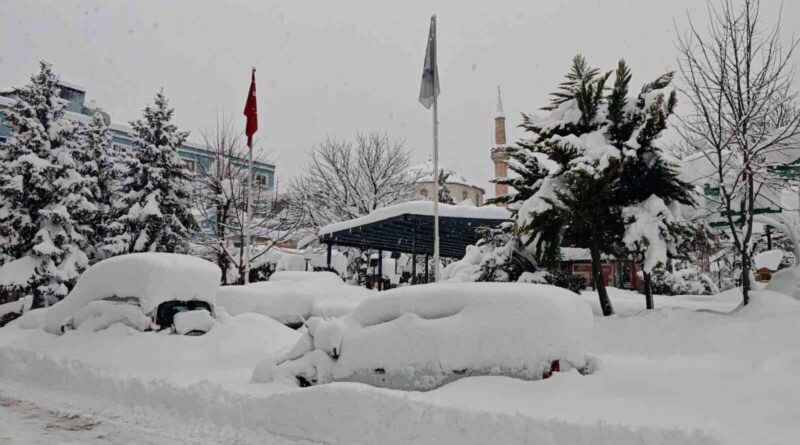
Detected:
[
  {"left": 255, "top": 282, "right": 594, "bottom": 391},
  {"left": 648, "top": 265, "right": 718, "bottom": 296},
  {"left": 519, "top": 270, "right": 586, "bottom": 294}
]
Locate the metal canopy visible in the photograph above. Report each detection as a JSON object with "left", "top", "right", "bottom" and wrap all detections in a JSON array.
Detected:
[{"left": 319, "top": 213, "right": 507, "bottom": 258}]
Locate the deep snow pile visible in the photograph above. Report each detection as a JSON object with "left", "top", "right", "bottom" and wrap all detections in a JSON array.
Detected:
[
  {"left": 765, "top": 265, "right": 800, "bottom": 300},
  {"left": 44, "top": 253, "right": 221, "bottom": 334},
  {"left": 173, "top": 309, "right": 216, "bottom": 335},
  {"left": 216, "top": 272, "right": 376, "bottom": 326},
  {"left": 72, "top": 300, "right": 150, "bottom": 333},
  {"left": 257, "top": 282, "right": 594, "bottom": 390}
]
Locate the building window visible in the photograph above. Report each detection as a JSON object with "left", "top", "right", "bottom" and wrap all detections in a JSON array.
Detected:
[
  {"left": 255, "top": 174, "right": 267, "bottom": 187},
  {"left": 462, "top": 191, "right": 468, "bottom": 201},
  {"left": 183, "top": 159, "right": 196, "bottom": 173},
  {"left": 420, "top": 189, "right": 429, "bottom": 198},
  {"left": 476, "top": 193, "right": 482, "bottom": 205}
]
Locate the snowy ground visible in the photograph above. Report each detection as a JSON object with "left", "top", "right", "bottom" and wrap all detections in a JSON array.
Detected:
[{"left": 1, "top": 285, "right": 798, "bottom": 444}]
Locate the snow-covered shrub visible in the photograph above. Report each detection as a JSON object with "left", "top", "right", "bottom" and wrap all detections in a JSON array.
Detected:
[
  {"left": 518, "top": 270, "right": 586, "bottom": 294},
  {"left": 255, "top": 282, "right": 593, "bottom": 390},
  {"left": 649, "top": 265, "right": 718, "bottom": 296}
]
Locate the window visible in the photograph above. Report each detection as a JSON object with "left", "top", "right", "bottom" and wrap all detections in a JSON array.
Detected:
[
  {"left": 420, "top": 189, "right": 429, "bottom": 198},
  {"left": 255, "top": 174, "right": 267, "bottom": 187},
  {"left": 183, "top": 159, "right": 196, "bottom": 173},
  {"left": 476, "top": 193, "right": 482, "bottom": 205},
  {"left": 462, "top": 191, "right": 468, "bottom": 201}
]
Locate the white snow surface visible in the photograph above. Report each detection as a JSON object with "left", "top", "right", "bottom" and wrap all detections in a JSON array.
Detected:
[
  {"left": 261, "top": 282, "right": 594, "bottom": 390},
  {"left": 72, "top": 301, "right": 150, "bottom": 333},
  {"left": 43, "top": 253, "right": 221, "bottom": 334},
  {"left": 5, "top": 280, "right": 800, "bottom": 443},
  {"left": 318, "top": 200, "right": 509, "bottom": 236},
  {"left": 754, "top": 249, "right": 784, "bottom": 271},
  {"left": 172, "top": 309, "right": 216, "bottom": 335},
  {"left": 765, "top": 265, "right": 800, "bottom": 300},
  {"left": 0, "top": 256, "right": 38, "bottom": 287},
  {"left": 216, "top": 276, "right": 375, "bottom": 326}
]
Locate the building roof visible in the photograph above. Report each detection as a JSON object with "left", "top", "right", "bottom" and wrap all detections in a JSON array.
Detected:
[
  {"left": 407, "top": 161, "right": 485, "bottom": 192},
  {"left": 318, "top": 201, "right": 509, "bottom": 258}
]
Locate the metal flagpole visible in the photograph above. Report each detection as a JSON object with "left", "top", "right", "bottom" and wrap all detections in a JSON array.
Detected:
[
  {"left": 244, "top": 67, "right": 255, "bottom": 284},
  {"left": 431, "top": 15, "right": 440, "bottom": 282}
]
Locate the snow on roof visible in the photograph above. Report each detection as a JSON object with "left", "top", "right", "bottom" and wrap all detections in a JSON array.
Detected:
[
  {"left": 407, "top": 162, "right": 485, "bottom": 191},
  {"left": 318, "top": 200, "right": 510, "bottom": 236},
  {"left": 755, "top": 249, "right": 784, "bottom": 271},
  {"left": 58, "top": 80, "right": 86, "bottom": 92},
  {"left": 44, "top": 253, "right": 221, "bottom": 334}
]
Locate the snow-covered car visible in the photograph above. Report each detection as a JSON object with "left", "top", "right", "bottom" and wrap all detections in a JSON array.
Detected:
[
  {"left": 216, "top": 271, "right": 376, "bottom": 328},
  {"left": 254, "top": 282, "right": 594, "bottom": 390},
  {"left": 44, "top": 253, "right": 221, "bottom": 336}
]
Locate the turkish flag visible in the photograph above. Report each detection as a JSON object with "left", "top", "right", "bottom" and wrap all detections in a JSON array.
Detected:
[{"left": 243, "top": 69, "right": 258, "bottom": 148}]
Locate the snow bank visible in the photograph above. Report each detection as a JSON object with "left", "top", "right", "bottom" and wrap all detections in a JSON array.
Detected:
[
  {"left": 260, "top": 282, "right": 594, "bottom": 390},
  {"left": 765, "top": 265, "right": 800, "bottom": 300},
  {"left": 0, "top": 347, "right": 719, "bottom": 445},
  {"left": 173, "top": 309, "right": 215, "bottom": 335},
  {"left": 216, "top": 278, "right": 375, "bottom": 326},
  {"left": 269, "top": 271, "right": 342, "bottom": 284},
  {"left": 319, "top": 200, "right": 509, "bottom": 236},
  {"left": 72, "top": 301, "right": 150, "bottom": 333},
  {"left": 0, "top": 295, "right": 32, "bottom": 318},
  {"left": 44, "top": 253, "right": 221, "bottom": 334},
  {"left": 754, "top": 249, "right": 783, "bottom": 271}
]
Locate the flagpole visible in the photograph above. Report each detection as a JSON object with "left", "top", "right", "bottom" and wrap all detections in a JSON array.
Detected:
[
  {"left": 244, "top": 67, "right": 255, "bottom": 284},
  {"left": 430, "top": 15, "right": 440, "bottom": 282}
]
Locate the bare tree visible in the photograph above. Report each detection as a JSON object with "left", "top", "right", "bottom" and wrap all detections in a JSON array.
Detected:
[
  {"left": 676, "top": 0, "right": 800, "bottom": 306},
  {"left": 192, "top": 115, "right": 303, "bottom": 283},
  {"left": 289, "top": 132, "right": 420, "bottom": 238}
]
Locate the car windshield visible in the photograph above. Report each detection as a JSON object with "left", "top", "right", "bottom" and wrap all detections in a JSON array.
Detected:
[{"left": 154, "top": 300, "right": 212, "bottom": 330}]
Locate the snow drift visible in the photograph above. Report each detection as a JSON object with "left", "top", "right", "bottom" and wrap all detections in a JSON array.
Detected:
[
  {"left": 257, "top": 282, "right": 594, "bottom": 390},
  {"left": 44, "top": 253, "right": 221, "bottom": 334},
  {"left": 216, "top": 272, "right": 375, "bottom": 326}
]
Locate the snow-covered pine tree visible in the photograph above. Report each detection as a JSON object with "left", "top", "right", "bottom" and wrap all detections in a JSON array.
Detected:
[
  {"left": 0, "top": 62, "right": 94, "bottom": 308},
  {"left": 74, "top": 110, "right": 125, "bottom": 262},
  {"left": 437, "top": 168, "right": 455, "bottom": 204},
  {"left": 113, "top": 91, "right": 195, "bottom": 254}
]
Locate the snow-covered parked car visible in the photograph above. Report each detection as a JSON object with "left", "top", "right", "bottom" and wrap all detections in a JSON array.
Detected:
[
  {"left": 216, "top": 271, "right": 376, "bottom": 328},
  {"left": 253, "top": 282, "right": 594, "bottom": 391},
  {"left": 44, "top": 253, "right": 221, "bottom": 336}
]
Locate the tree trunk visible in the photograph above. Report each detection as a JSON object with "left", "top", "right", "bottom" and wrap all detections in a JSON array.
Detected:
[
  {"left": 741, "top": 252, "right": 751, "bottom": 306},
  {"left": 643, "top": 269, "right": 654, "bottom": 310},
  {"left": 590, "top": 244, "right": 614, "bottom": 316}
]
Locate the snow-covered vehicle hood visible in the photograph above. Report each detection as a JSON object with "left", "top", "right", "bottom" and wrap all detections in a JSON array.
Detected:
[{"left": 44, "top": 253, "right": 221, "bottom": 334}]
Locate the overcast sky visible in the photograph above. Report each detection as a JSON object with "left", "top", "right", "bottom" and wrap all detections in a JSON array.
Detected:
[{"left": 2, "top": 0, "right": 798, "bottom": 196}]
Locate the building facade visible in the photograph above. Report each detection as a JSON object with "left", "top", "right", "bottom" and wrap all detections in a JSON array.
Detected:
[
  {"left": 0, "top": 82, "right": 276, "bottom": 189},
  {"left": 408, "top": 161, "right": 485, "bottom": 206}
]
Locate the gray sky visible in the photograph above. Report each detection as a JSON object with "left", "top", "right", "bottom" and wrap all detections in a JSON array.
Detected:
[{"left": 2, "top": 0, "right": 798, "bottom": 196}]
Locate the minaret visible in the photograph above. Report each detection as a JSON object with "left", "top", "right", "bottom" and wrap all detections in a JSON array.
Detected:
[{"left": 491, "top": 86, "right": 510, "bottom": 202}]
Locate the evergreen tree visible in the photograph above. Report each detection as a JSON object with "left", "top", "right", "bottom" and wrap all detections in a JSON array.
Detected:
[
  {"left": 75, "top": 110, "right": 125, "bottom": 262},
  {"left": 437, "top": 168, "right": 455, "bottom": 204},
  {"left": 111, "top": 91, "right": 195, "bottom": 254},
  {"left": 0, "top": 62, "right": 94, "bottom": 307},
  {"left": 497, "top": 55, "right": 695, "bottom": 316}
]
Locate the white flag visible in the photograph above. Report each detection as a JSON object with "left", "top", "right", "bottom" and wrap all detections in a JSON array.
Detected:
[{"left": 419, "top": 16, "right": 439, "bottom": 109}]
